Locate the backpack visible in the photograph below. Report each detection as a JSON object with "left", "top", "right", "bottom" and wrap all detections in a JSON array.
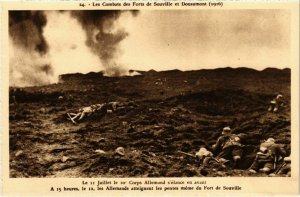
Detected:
[
  {"left": 256, "top": 143, "right": 275, "bottom": 162},
  {"left": 222, "top": 135, "right": 241, "bottom": 149}
]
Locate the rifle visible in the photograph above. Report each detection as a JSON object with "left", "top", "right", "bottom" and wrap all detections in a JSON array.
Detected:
[
  {"left": 274, "top": 162, "right": 287, "bottom": 174},
  {"left": 177, "top": 151, "right": 223, "bottom": 164},
  {"left": 273, "top": 155, "right": 277, "bottom": 170},
  {"left": 177, "top": 151, "right": 196, "bottom": 158}
]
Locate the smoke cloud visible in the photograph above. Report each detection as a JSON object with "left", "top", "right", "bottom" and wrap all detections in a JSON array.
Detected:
[
  {"left": 43, "top": 11, "right": 102, "bottom": 76},
  {"left": 9, "top": 11, "right": 48, "bottom": 54},
  {"left": 70, "top": 10, "right": 138, "bottom": 76},
  {"left": 9, "top": 11, "right": 55, "bottom": 87},
  {"left": 9, "top": 10, "right": 138, "bottom": 87},
  {"left": 9, "top": 10, "right": 289, "bottom": 87}
]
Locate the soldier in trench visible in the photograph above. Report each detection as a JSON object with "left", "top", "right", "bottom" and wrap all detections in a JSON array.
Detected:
[
  {"left": 248, "top": 138, "right": 287, "bottom": 174},
  {"left": 212, "top": 127, "right": 244, "bottom": 168}
]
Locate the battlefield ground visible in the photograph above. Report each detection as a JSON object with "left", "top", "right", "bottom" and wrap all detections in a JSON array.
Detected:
[{"left": 9, "top": 67, "right": 291, "bottom": 177}]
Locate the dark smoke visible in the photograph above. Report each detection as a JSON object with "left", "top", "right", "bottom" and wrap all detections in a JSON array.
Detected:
[
  {"left": 9, "top": 11, "right": 54, "bottom": 87},
  {"left": 39, "top": 64, "right": 53, "bottom": 75},
  {"left": 70, "top": 10, "right": 139, "bottom": 76},
  {"left": 9, "top": 11, "right": 48, "bottom": 54},
  {"left": 9, "top": 10, "right": 139, "bottom": 86}
]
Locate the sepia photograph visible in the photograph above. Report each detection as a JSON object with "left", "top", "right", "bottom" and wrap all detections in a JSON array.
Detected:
[{"left": 7, "top": 9, "right": 293, "bottom": 179}]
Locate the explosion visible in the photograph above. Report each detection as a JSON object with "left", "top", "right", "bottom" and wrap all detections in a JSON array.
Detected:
[{"left": 9, "top": 10, "right": 138, "bottom": 87}]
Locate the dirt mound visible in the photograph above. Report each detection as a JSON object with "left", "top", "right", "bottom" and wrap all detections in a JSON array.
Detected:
[
  {"left": 168, "top": 89, "right": 270, "bottom": 116},
  {"left": 9, "top": 68, "right": 291, "bottom": 177}
]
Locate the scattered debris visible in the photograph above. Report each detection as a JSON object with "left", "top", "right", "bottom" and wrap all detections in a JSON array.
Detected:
[
  {"left": 23, "top": 122, "right": 32, "bottom": 126},
  {"left": 95, "top": 150, "right": 106, "bottom": 154},
  {"left": 70, "top": 139, "right": 79, "bottom": 144},
  {"left": 9, "top": 69, "right": 291, "bottom": 178},
  {"left": 115, "top": 147, "right": 125, "bottom": 156},
  {"left": 122, "top": 121, "right": 128, "bottom": 127},
  {"left": 40, "top": 108, "right": 46, "bottom": 113},
  {"left": 61, "top": 156, "right": 69, "bottom": 163},
  {"left": 15, "top": 150, "right": 23, "bottom": 157},
  {"left": 149, "top": 152, "right": 156, "bottom": 157}
]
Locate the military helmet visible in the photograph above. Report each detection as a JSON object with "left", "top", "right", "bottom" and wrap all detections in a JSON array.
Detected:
[
  {"left": 276, "top": 94, "right": 283, "bottom": 99},
  {"left": 266, "top": 138, "right": 275, "bottom": 143},
  {"left": 222, "top": 126, "right": 231, "bottom": 134}
]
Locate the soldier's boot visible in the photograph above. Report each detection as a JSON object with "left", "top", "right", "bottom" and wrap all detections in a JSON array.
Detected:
[{"left": 233, "top": 156, "right": 241, "bottom": 168}]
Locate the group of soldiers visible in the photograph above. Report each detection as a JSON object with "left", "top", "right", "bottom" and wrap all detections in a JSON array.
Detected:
[
  {"left": 195, "top": 126, "right": 290, "bottom": 176},
  {"left": 194, "top": 94, "right": 290, "bottom": 176},
  {"left": 66, "top": 94, "right": 290, "bottom": 176}
]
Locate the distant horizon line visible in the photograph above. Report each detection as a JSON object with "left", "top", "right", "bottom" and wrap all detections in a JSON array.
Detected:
[
  {"left": 9, "top": 66, "right": 291, "bottom": 88},
  {"left": 59, "top": 66, "right": 291, "bottom": 76}
]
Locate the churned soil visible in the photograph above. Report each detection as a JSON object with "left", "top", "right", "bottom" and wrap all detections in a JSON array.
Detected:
[{"left": 9, "top": 67, "right": 291, "bottom": 177}]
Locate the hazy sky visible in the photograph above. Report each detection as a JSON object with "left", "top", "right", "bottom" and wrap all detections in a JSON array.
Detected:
[
  {"left": 9, "top": 9, "right": 291, "bottom": 86},
  {"left": 119, "top": 10, "right": 290, "bottom": 71}
]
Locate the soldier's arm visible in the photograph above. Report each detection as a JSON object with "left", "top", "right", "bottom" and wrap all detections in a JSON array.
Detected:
[
  {"left": 275, "top": 144, "right": 287, "bottom": 157},
  {"left": 212, "top": 136, "right": 224, "bottom": 152}
]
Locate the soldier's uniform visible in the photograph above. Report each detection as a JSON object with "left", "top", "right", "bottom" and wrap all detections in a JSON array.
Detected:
[
  {"left": 195, "top": 147, "right": 214, "bottom": 167},
  {"left": 68, "top": 105, "right": 98, "bottom": 124},
  {"left": 249, "top": 138, "right": 286, "bottom": 174},
  {"left": 67, "top": 102, "right": 122, "bottom": 124},
  {"left": 268, "top": 94, "right": 284, "bottom": 112},
  {"left": 213, "top": 127, "right": 243, "bottom": 166},
  {"left": 76, "top": 105, "right": 97, "bottom": 120}
]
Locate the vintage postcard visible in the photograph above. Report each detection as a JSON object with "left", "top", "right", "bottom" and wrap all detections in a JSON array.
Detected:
[{"left": 0, "top": 0, "right": 299, "bottom": 196}]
